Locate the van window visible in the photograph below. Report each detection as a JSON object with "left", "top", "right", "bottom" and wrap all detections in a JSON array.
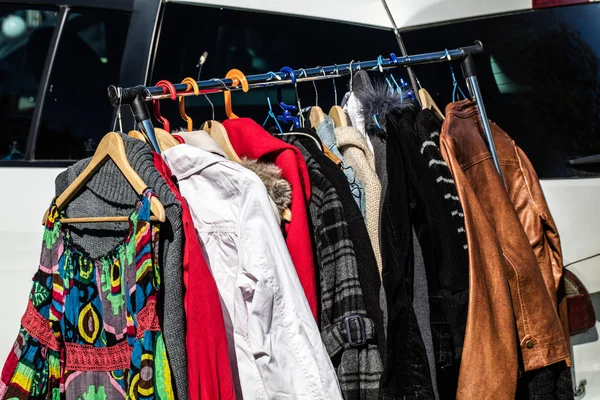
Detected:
[
  {"left": 0, "top": 6, "right": 58, "bottom": 161},
  {"left": 401, "top": 3, "right": 600, "bottom": 178},
  {"left": 150, "top": 4, "right": 397, "bottom": 130},
  {"left": 34, "top": 8, "right": 130, "bottom": 160}
]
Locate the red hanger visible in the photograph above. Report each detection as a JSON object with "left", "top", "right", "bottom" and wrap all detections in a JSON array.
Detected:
[{"left": 153, "top": 80, "right": 177, "bottom": 132}]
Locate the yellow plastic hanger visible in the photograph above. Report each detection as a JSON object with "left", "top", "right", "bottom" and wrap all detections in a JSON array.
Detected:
[
  {"left": 180, "top": 77, "right": 200, "bottom": 131},
  {"left": 43, "top": 132, "right": 166, "bottom": 224}
]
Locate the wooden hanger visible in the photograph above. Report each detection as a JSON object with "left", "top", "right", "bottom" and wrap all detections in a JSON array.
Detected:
[
  {"left": 128, "top": 130, "right": 146, "bottom": 142},
  {"left": 419, "top": 88, "right": 445, "bottom": 121},
  {"left": 307, "top": 80, "right": 325, "bottom": 128},
  {"left": 129, "top": 128, "right": 179, "bottom": 152},
  {"left": 43, "top": 132, "right": 166, "bottom": 225},
  {"left": 329, "top": 106, "right": 349, "bottom": 127},
  {"left": 154, "top": 127, "right": 180, "bottom": 151},
  {"left": 201, "top": 120, "right": 242, "bottom": 163},
  {"left": 201, "top": 69, "right": 249, "bottom": 163},
  {"left": 180, "top": 77, "right": 199, "bottom": 131},
  {"left": 309, "top": 106, "right": 325, "bottom": 129}
]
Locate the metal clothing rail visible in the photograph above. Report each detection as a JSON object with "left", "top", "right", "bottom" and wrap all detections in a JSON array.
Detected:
[{"left": 107, "top": 41, "right": 504, "bottom": 181}]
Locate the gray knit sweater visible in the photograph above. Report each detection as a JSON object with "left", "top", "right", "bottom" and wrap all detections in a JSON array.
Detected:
[{"left": 54, "top": 133, "right": 188, "bottom": 400}]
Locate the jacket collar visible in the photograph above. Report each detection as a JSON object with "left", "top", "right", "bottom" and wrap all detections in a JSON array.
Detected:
[
  {"left": 162, "top": 143, "right": 226, "bottom": 181},
  {"left": 175, "top": 130, "right": 228, "bottom": 158},
  {"left": 223, "top": 118, "right": 311, "bottom": 201}
]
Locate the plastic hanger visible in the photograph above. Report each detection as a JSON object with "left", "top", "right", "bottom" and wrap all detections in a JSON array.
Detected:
[
  {"left": 277, "top": 67, "right": 301, "bottom": 129},
  {"left": 445, "top": 49, "right": 467, "bottom": 102},
  {"left": 180, "top": 77, "right": 199, "bottom": 131},
  {"left": 223, "top": 69, "right": 249, "bottom": 119},
  {"left": 43, "top": 132, "right": 166, "bottom": 225},
  {"left": 201, "top": 79, "right": 243, "bottom": 163},
  {"left": 262, "top": 72, "right": 284, "bottom": 133},
  {"left": 153, "top": 80, "right": 177, "bottom": 132},
  {"left": 145, "top": 87, "right": 180, "bottom": 151},
  {"left": 328, "top": 66, "right": 349, "bottom": 128}
]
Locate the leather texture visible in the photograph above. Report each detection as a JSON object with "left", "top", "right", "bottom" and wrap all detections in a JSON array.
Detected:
[
  {"left": 488, "top": 119, "right": 572, "bottom": 366},
  {"left": 440, "top": 104, "right": 518, "bottom": 400},
  {"left": 441, "top": 99, "right": 571, "bottom": 397}
]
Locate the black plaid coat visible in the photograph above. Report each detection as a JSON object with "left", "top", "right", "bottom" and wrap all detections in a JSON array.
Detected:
[{"left": 282, "top": 135, "right": 383, "bottom": 400}]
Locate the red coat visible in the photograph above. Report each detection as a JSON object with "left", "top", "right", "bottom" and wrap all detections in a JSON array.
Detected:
[
  {"left": 153, "top": 154, "right": 236, "bottom": 400},
  {"left": 223, "top": 118, "right": 318, "bottom": 320}
]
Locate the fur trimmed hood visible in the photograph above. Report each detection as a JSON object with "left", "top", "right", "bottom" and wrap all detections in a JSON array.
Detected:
[
  {"left": 241, "top": 157, "right": 292, "bottom": 218},
  {"left": 353, "top": 77, "right": 418, "bottom": 138}
]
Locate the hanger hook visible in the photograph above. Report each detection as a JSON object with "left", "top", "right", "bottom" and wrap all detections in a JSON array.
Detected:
[
  {"left": 376, "top": 55, "right": 384, "bottom": 73},
  {"left": 211, "top": 78, "right": 230, "bottom": 91},
  {"left": 348, "top": 60, "right": 354, "bottom": 92},
  {"left": 153, "top": 80, "right": 176, "bottom": 132},
  {"left": 267, "top": 71, "right": 282, "bottom": 81},
  {"left": 180, "top": 77, "right": 199, "bottom": 131},
  {"left": 156, "top": 80, "right": 177, "bottom": 100},
  {"left": 203, "top": 93, "right": 215, "bottom": 121},
  {"left": 112, "top": 87, "right": 123, "bottom": 132}
]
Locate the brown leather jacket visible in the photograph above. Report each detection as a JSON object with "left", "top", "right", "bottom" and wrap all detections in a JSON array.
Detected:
[
  {"left": 489, "top": 118, "right": 571, "bottom": 365},
  {"left": 440, "top": 106, "right": 518, "bottom": 400},
  {"left": 441, "top": 100, "right": 571, "bottom": 397}
]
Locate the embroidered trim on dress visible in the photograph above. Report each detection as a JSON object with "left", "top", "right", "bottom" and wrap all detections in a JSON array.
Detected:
[
  {"left": 65, "top": 341, "right": 132, "bottom": 371},
  {"left": 21, "top": 301, "right": 61, "bottom": 351},
  {"left": 136, "top": 296, "right": 161, "bottom": 338}
]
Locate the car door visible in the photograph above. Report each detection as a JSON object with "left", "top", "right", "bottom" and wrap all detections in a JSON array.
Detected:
[{"left": 0, "top": 0, "right": 160, "bottom": 363}]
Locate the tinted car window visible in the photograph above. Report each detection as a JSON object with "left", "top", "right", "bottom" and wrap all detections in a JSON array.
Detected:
[
  {"left": 34, "top": 8, "right": 130, "bottom": 160},
  {"left": 0, "top": 6, "right": 58, "bottom": 160},
  {"left": 401, "top": 3, "right": 600, "bottom": 178},
  {"left": 151, "top": 4, "right": 397, "bottom": 130}
]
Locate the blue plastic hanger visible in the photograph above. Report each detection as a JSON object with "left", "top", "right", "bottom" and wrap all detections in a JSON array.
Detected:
[
  {"left": 445, "top": 49, "right": 467, "bottom": 102},
  {"left": 263, "top": 72, "right": 284, "bottom": 133},
  {"left": 277, "top": 66, "right": 300, "bottom": 129}
]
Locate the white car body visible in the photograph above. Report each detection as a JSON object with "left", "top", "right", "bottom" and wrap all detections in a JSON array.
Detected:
[{"left": 1, "top": 0, "right": 598, "bottom": 397}]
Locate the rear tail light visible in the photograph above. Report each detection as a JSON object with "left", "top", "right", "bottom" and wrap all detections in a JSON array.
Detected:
[
  {"left": 533, "top": 0, "right": 589, "bottom": 9},
  {"left": 564, "top": 269, "right": 596, "bottom": 335}
]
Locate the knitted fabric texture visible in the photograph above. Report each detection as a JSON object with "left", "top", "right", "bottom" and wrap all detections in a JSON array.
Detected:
[{"left": 334, "top": 126, "right": 383, "bottom": 277}]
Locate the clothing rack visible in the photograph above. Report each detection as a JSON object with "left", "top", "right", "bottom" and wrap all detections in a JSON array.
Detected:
[{"left": 107, "top": 41, "right": 504, "bottom": 181}]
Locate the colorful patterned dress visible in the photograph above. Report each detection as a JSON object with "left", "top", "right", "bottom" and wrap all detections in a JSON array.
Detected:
[{"left": 0, "top": 189, "right": 175, "bottom": 399}]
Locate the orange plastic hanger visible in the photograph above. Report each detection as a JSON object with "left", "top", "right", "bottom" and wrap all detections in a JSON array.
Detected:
[
  {"left": 180, "top": 77, "right": 199, "bottom": 131},
  {"left": 223, "top": 69, "right": 249, "bottom": 119},
  {"left": 153, "top": 80, "right": 176, "bottom": 132}
]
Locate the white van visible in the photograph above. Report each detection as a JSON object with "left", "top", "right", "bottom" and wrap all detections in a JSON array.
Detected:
[{"left": 0, "top": 0, "right": 598, "bottom": 397}]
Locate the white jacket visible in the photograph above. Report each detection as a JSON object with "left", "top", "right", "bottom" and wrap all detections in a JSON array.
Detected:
[{"left": 162, "top": 144, "right": 342, "bottom": 400}]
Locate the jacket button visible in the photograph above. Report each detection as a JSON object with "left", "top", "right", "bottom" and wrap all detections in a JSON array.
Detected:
[{"left": 526, "top": 340, "right": 535, "bottom": 349}]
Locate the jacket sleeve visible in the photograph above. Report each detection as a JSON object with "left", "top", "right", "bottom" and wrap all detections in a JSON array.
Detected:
[
  {"left": 515, "top": 145, "right": 564, "bottom": 293},
  {"left": 514, "top": 145, "right": 570, "bottom": 355},
  {"left": 237, "top": 176, "right": 343, "bottom": 400}
]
